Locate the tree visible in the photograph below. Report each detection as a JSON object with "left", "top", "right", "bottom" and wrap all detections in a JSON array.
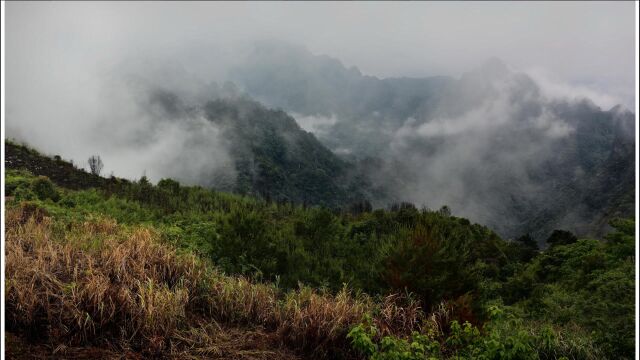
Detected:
[
  {"left": 516, "top": 233, "right": 538, "bottom": 250},
  {"left": 514, "top": 233, "right": 538, "bottom": 262},
  {"left": 158, "top": 178, "right": 181, "bottom": 194},
  {"left": 545, "top": 229, "right": 578, "bottom": 247},
  {"left": 30, "top": 176, "right": 60, "bottom": 202},
  {"left": 88, "top": 155, "right": 104, "bottom": 176},
  {"left": 438, "top": 205, "right": 452, "bottom": 217}
]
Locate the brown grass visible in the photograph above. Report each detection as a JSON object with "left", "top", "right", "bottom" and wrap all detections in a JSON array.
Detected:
[{"left": 5, "top": 204, "right": 427, "bottom": 359}]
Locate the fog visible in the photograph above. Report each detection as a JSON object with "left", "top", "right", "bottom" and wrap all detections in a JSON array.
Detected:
[
  {"left": 7, "top": 2, "right": 635, "bottom": 95},
  {"left": 6, "top": 2, "right": 634, "bottom": 159},
  {"left": 385, "top": 65, "right": 577, "bottom": 235},
  {"left": 4, "top": 2, "right": 636, "bottom": 239}
]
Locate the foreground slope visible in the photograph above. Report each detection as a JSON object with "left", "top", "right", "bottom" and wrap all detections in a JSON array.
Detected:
[{"left": 4, "top": 142, "right": 636, "bottom": 359}]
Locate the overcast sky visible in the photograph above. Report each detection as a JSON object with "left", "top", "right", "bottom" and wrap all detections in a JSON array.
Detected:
[
  {"left": 7, "top": 2, "right": 636, "bottom": 89},
  {"left": 4, "top": 1, "right": 637, "bottom": 175}
]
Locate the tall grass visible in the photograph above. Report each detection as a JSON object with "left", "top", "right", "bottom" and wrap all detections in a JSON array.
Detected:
[{"left": 5, "top": 203, "right": 425, "bottom": 358}]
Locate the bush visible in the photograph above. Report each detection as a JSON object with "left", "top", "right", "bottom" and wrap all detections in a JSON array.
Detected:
[
  {"left": 13, "top": 187, "right": 36, "bottom": 201},
  {"left": 5, "top": 176, "right": 32, "bottom": 196},
  {"left": 347, "top": 305, "right": 597, "bottom": 360},
  {"left": 545, "top": 230, "right": 577, "bottom": 247},
  {"left": 30, "top": 176, "right": 60, "bottom": 202},
  {"left": 348, "top": 317, "right": 440, "bottom": 360},
  {"left": 4, "top": 208, "right": 408, "bottom": 358},
  {"left": 158, "top": 178, "right": 181, "bottom": 194},
  {"left": 59, "top": 197, "right": 77, "bottom": 208}
]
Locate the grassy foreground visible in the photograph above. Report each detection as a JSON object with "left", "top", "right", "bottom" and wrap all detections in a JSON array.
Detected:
[
  {"left": 5, "top": 196, "right": 620, "bottom": 359},
  {"left": 5, "top": 203, "right": 425, "bottom": 359}
]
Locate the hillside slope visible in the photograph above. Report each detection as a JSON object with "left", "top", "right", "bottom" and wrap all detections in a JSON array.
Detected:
[
  {"left": 200, "top": 96, "right": 375, "bottom": 206},
  {"left": 229, "top": 41, "right": 636, "bottom": 242},
  {"left": 4, "top": 142, "right": 635, "bottom": 359},
  {"left": 6, "top": 87, "right": 378, "bottom": 209},
  {"left": 5, "top": 141, "right": 108, "bottom": 190}
]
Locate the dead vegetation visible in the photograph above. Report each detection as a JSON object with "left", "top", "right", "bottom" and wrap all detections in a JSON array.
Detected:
[{"left": 5, "top": 203, "right": 427, "bottom": 359}]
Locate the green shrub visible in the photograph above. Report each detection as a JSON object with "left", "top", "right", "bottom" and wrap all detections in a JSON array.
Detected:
[
  {"left": 30, "top": 176, "right": 60, "bottom": 202},
  {"left": 347, "top": 305, "right": 599, "bottom": 360},
  {"left": 5, "top": 170, "right": 34, "bottom": 196},
  {"left": 59, "top": 196, "right": 77, "bottom": 208},
  {"left": 347, "top": 316, "right": 441, "bottom": 360},
  {"left": 13, "top": 186, "right": 36, "bottom": 201},
  {"left": 158, "top": 178, "right": 181, "bottom": 194}
]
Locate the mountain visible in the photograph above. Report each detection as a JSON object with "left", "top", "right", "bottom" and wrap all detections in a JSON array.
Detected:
[
  {"left": 229, "top": 41, "right": 636, "bottom": 242},
  {"left": 9, "top": 40, "right": 631, "bottom": 242},
  {"left": 135, "top": 85, "right": 380, "bottom": 208},
  {"left": 200, "top": 96, "right": 375, "bottom": 207}
]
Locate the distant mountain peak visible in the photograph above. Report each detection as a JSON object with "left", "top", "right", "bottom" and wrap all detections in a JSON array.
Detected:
[
  {"left": 251, "top": 39, "right": 310, "bottom": 57},
  {"left": 481, "top": 57, "right": 509, "bottom": 73},
  {"left": 464, "top": 57, "right": 511, "bottom": 81}
]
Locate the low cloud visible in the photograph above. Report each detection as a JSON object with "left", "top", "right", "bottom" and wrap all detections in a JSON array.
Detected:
[
  {"left": 7, "top": 61, "right": 236, "bottom": 187},
  {"left": 383, "top": 68, "right": 579, "bottom": 236},
  {"left": 291, "top": 113, "right": 338, "bottom": 135},
  {"left": 525, "top": 68, "right": 626, "bottom": 110}
]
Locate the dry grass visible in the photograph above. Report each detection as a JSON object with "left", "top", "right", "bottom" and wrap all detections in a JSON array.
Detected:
[
  {"left": 6, "top": 205, "right": 208, "bottom": 356},
  {"left": 5, "top": 203, "right": 427, "bottom": 358}
]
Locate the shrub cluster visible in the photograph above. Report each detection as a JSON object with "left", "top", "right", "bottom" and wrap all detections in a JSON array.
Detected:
[{"left": 5, "top": 205, "right": 426, "bottom": 358}]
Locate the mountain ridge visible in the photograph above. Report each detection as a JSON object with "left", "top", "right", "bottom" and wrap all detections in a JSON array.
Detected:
[{"left": 228, "top": 41, "right": 635, "bottom": 242}]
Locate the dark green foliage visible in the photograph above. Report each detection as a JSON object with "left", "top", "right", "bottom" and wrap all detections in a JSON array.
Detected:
[
  {"left": 545, "top": 230, "right": 578, "bottom": 247},
  {"left": 157, "top": 178, "right": 181, "bottom": 194},
  {"left": 514, "top": 234, "right": 539, "bottom": 262},
  {"left": 202, "top": 98, "right": 374, "bottom": 207},
  {"left": 349, "top": 305, "right": 601, "bottom": 359},
  {"left": 30, "top": 176, "right": 60, "bottom": 202},
  {"left": 516, "top": 234, "right": 537, "bottom": 249},
  {"left": 503, "top": 219, "right": 635, "bottom": 359},
  {"left": 383, "top": 219, "right": 505, "bottom": 311},
  {"left": 215, "top": 208, "right": 278, "bottom": 278},
  {"left": 5, "top": 168, "right": 508, "bottom": 302}
]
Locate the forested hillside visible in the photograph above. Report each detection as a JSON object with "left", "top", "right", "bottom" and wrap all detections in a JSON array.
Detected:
[
  {"left": 202, "top": 97, "right": 376, "bottom": 206},
  {"left": 130, "top": 88, "right": 377, "bottom": 208},
  {"left": 4, "top": 141, "right": 635, "bottom": 359},
  {"left": 230, "top": 41, "right": 635, "bottom": 242}
]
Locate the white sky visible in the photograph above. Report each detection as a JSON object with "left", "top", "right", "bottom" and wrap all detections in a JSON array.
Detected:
[{"left": 7, "top": 1, "right": 636, "bottom": 103}]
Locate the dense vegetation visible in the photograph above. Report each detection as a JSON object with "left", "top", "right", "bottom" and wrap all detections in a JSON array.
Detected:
[
  {"left": 205, "top": 97, "right": 377, "bottom": 206},
  {"left": 231, "top": 41, "right": 636, "bottom": 242},
  {"left": 140, "top": 90, "right": 376, "bottom": 208},
  {"left": 4, "top": 142, "right": 636, "bottom": 359}
]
